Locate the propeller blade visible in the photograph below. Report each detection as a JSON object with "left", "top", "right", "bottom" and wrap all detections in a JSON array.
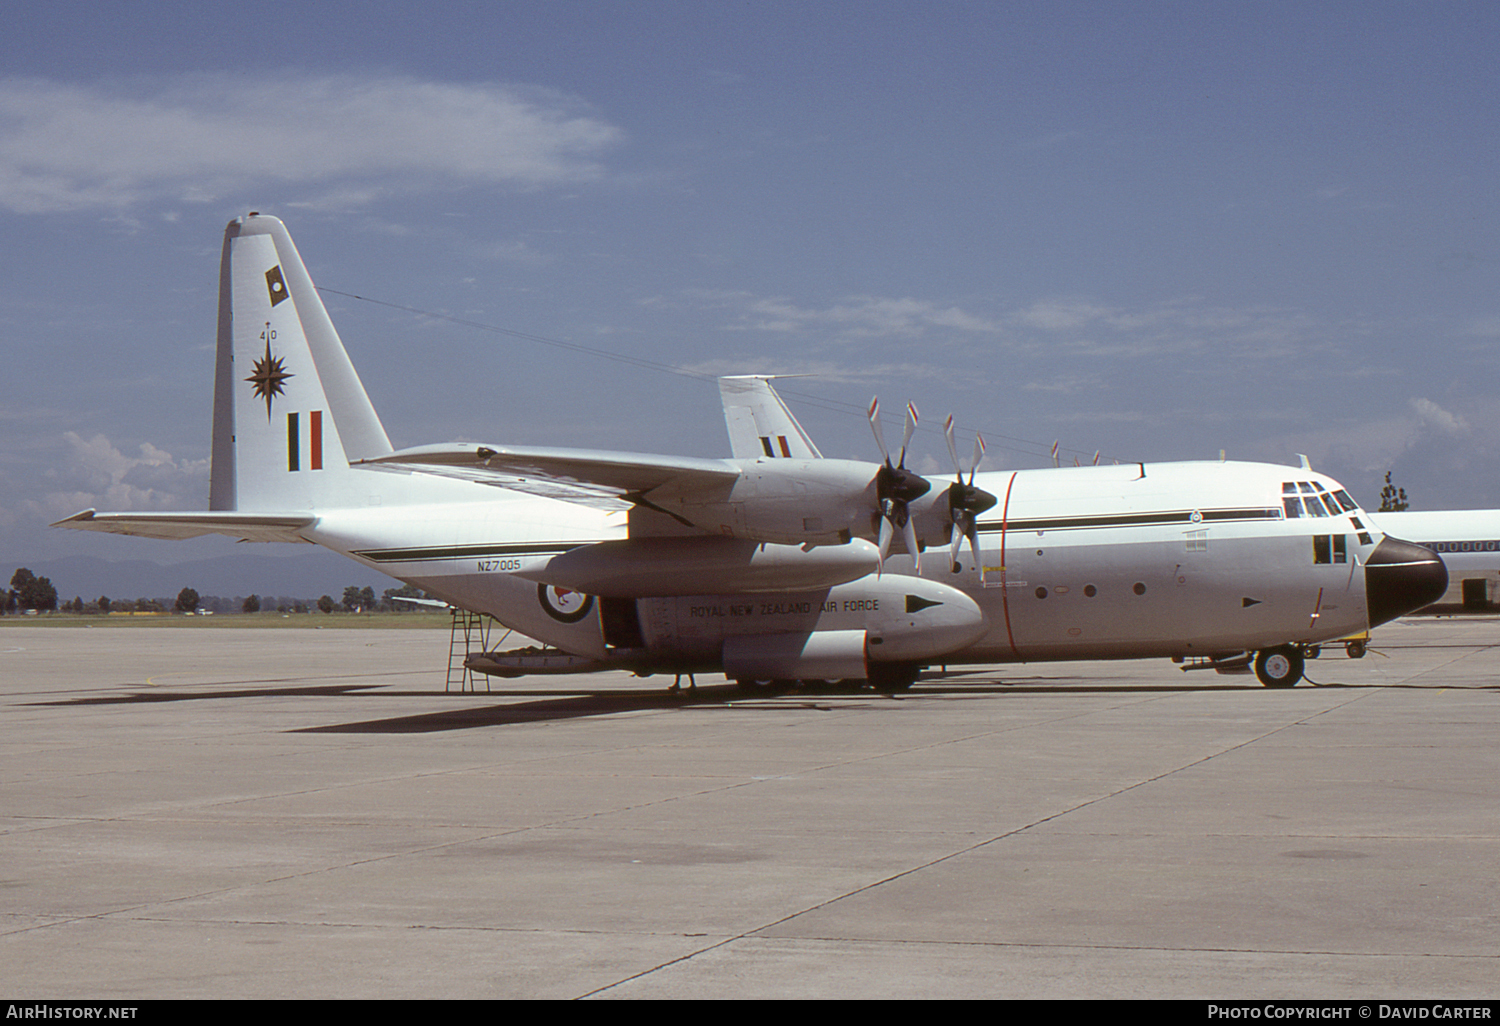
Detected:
[
  {"left": 944, "top": 414, "right": 961, "bottom": 478},
  {"left": 868, "top": 397, "right": 891, "bottom": 465},
  {"left": 969, "top": 433, "right": 985, "bottom": 485},
  {"left": 876, "top": 512, "right": 895, "bottom": 575},
  {"left": 903, "top": 513, "right": 922, "bottom": 576},
  {"left": 898, "top": 402, "right": 918, "bottom": 468},
  {"left": 949, "top": 510, "right": 967, "bottom": 572}
]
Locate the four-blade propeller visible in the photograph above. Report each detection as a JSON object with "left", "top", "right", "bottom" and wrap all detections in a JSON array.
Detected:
[
  {"left": 867, "top": 399, "right": 998, "bottom": 575},
  {"left": 868, "top": 398, "right": 931, "bottom": 574},
  {"left": 943, "top": 415, "right": 997, "bottom": 573}
]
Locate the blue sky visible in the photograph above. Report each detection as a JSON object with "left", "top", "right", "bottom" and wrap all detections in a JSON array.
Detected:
[{"left": 4, "top": 1, "right": 1499, "bottom": 583}]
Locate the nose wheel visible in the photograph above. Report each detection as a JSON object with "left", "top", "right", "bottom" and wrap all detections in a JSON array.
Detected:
[{"left": 1254, "top": 645, "right": 1305, "bottom": 688}]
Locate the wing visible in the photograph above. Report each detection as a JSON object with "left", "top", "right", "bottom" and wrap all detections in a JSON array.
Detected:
[
  {"left": 53, "top": 509, "right": 315, "bottom": 544},
  {"left": 359, "top": 443, "right": 742, "bottom": 505}
]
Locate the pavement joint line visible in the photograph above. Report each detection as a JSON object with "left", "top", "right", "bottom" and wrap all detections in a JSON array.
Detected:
[{"left": 579, "top": 692, "right": 1383, "bottom": 996}]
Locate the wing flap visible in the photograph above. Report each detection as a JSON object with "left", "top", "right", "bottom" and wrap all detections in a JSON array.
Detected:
[{"left": 52, "top": 509, "right": 316, "bottom": 544}]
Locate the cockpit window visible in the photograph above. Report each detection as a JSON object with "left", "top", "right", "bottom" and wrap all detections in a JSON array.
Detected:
[{"left": 1282, "top": 481, "right": 1363, "bottom": 519}]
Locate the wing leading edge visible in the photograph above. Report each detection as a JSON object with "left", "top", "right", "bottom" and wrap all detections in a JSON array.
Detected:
[
  {"left": 359, "top": 443, "right": 742, "bottom": 500},
  {"left": 53, "top": 509, "right": 316, "bottom": 544}
]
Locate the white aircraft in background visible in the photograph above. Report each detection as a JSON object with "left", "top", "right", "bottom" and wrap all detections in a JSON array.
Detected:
[
  {"left": 56, "top": 214, "right": 1447, "bottom": 689},
  {"left": 1368, "top": 510, "right": 1500, "bottom": 611}
]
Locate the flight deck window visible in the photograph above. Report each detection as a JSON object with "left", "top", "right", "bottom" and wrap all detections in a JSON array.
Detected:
[
  {"left": 1312, "top": 535, "right": 1347, "bottom": 565},
  {"left": 1284, "top": 497, "right": 1304, "bottom": 518}
]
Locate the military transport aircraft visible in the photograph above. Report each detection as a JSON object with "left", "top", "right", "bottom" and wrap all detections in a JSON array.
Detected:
[{"left": 55, "top": 214, "right": 1447, "bottom": 689}]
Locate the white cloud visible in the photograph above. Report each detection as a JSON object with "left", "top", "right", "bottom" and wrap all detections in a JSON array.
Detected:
[
  {"left": 20, "top": 432, "right": 210, "bottom": 523},
  {"left": 0, "top": 74, "right": 624, "bottom": 214},
  {"left": 1409, "top": 397, "right": 1468, "bottom": 436},
  {"left": 712, "top": 293, "right": 1001, "bottom": 339}
]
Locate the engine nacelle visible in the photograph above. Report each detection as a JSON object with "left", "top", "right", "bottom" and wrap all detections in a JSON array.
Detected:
[{"left": 649, "top": 458, "right": 880, "bottom": 546}]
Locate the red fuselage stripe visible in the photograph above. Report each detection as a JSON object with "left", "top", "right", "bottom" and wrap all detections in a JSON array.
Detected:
[{"left": 999, "top": 471, "right": 1020, "bottom": 660}]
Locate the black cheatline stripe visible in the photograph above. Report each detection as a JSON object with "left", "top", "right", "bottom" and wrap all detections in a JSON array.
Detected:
[
  {"left": 976, "top": 508, "right": 1281, "bottom": 534},
  {"left": 353, "top": 542, "right": 589, "bottom": 563}
]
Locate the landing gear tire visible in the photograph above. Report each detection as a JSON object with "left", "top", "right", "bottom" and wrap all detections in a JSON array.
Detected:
[
  {"left": 1345, "top": 639, "right": 1367, "bottom": 659},
  {"left": 868, "top": 663, "right": 919, "bottom": 693},
  {"left": 1254, "top": 646, "right": 1304, "bottom": 688}
]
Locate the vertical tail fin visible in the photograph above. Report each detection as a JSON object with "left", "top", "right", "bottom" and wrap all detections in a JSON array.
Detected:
[
  {"left": 718, "top": 375, "right": 822, "bottom": 460},
  {"left": 209, "top": 213, "right": 393, "bottom": 511}
]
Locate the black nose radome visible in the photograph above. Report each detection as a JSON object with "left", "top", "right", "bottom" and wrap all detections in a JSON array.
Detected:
[{"left": 1365, "top": 537, "right": 1448, "bottom": 627}]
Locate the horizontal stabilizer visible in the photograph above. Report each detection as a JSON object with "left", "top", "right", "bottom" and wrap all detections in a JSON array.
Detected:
[
  {"left": 52, "top": 509, "right": 315, "bottom": 544},
  {"left": 719, "top": 376, "right": 822, "bottom": 460}
]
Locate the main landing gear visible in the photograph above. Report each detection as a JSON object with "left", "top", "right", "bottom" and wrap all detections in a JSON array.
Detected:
[{"left": 1253, "top": 645, "right": 1305, "bottom": 688}]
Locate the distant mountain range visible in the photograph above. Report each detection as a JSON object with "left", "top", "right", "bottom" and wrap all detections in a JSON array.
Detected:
[{"left": 3, "top": 550, "right": 396, "bottom": 603}]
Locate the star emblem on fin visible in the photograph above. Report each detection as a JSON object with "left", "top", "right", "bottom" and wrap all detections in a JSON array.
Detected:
[{"left": 246, "top": 339, "right": 294, "bottom": 419}]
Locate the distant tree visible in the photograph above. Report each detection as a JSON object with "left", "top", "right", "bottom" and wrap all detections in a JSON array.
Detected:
[
  {"left": 175, "top": 588, "right": 200, "bottom": 613},
  {"left": 342, "top": 585, "right": 376, "bottom": 612},
  {"left": 98, "top": 595, "right": 111, "bottom": 614},
  {"left": 318, "top": 594, "right": 335, "bottom": 614},
  {"left": 10, "top": 569, "right": 58, "bottom": 612},
  {"left": 242, "top": 594, "right": 260, "bottom": 614},
  {"left": 1378, "top": 471, "right": 1410, "bottom": 512},
  {"left": 70, "top": 596, "right": 84, "bottom": 613}
]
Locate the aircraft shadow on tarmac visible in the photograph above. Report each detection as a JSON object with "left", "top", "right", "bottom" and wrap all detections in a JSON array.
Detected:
[{"left": 34, "top": 674, "right": 1483, "bottom": 734}]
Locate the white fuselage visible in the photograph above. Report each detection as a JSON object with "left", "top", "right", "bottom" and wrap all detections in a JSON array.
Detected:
[{"left": 305, "top": 459, "right": 1393, "bottom": 672}]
